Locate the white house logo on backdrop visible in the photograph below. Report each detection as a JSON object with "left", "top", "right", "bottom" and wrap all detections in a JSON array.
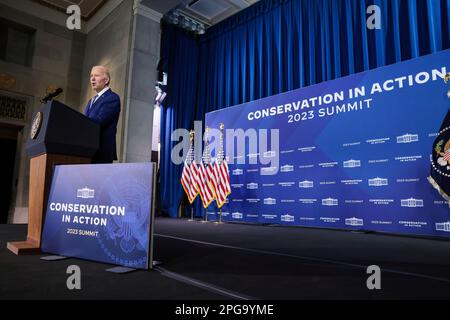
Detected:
[
  {"left": 233, "top": 169, "right": 243, "bottom": 175},
  {"left": 232, "top": 212, "right": 243, "bottom": 219},
  {"left": 77, "top": 187, "right": 95, "bottom": 199},
  {"left": 247, "top": 183, "right": 259, "bottom": 189},
  {"left": 281, "top": 214, "right": 294, "bottom": 222},
  {"left": 343, "top": 159, "right": 361, "bottom": 168},
  {"left": 264, "top": 198, "right": 277, "bottom": 205},
  {"left": 436, "top": 222, "right": 450, "bottom": 232},
  {"left": 322, "top": 198, "right": 339, "bottom": 206},
  {"left": 397, "top": 133, "right": 419, "bottom": 143},
  {"left": 400, "top": 198, "right": 424, "bottom": 208},
  {"left": 280, "top": 165, "right": 294, "bottom": 172},
  {"left": 299, "top": 180, "right": 314, "bottom": 188},
  {"left": 345, "top": 217, "right": 364, "bottom": 226},
  {"left": 368, "top": 177, "right": 389, "bottom": 186}
]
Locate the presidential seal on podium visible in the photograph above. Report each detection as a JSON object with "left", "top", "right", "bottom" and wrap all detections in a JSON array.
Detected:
[{"left": 30, "top": 111, "right": 43, "bottom": 140}]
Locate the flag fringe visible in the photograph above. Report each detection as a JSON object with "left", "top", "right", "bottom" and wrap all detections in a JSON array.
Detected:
[{"left": 428, "top": 175, "right": 450, "bottom": 207}]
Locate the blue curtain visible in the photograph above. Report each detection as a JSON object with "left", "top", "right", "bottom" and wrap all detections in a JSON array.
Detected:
[{"left": 160, "top": 0, "right": 450, "bottom": 218}]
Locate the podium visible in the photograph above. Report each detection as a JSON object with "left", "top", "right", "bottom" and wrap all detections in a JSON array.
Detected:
[{"left": 7, "top": 100, "right": 99, "bottom": 255}]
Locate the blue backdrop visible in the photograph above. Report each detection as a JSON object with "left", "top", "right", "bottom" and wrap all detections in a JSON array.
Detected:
[
  {"left": 206, "top": 49, "right": 450, "bottom": 237},
  {"left": 160, "top": 0, "right": 450, "bottom": 219}
]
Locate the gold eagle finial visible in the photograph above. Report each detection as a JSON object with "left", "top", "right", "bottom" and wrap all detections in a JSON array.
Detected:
[{"left": 445, "top": 73, "right": 450, "bottom": 84}]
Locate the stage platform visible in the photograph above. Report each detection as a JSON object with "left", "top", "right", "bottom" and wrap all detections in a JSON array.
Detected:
[{"left": 2, "top": 217, "right": 450, "bottom": 300}]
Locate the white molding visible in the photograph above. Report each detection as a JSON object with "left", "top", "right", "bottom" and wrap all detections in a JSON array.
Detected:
[
  {"left": 0, "top": 0, "right": 126, "bottom": 34},
  {"left": 86, "top": 0, "right": 125, "bottom": 33},
  {"left": 133, "top": 1, "right": 162, "bottom": 23},
  {"left": 0, "top": 0, "right": 68, "bottom": 28}
]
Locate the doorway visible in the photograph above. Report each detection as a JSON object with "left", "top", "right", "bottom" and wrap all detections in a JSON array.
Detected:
[{"left": 0, "top": 124, "right": 19, "bottom": 223}]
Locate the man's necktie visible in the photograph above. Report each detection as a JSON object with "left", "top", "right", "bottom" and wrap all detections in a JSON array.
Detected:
[{"left": 87, "top": 94, "right": 98, "bottom": 115}]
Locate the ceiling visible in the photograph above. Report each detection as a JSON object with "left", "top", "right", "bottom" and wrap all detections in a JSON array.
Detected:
[
  {"left": 30, "top": 0, "right": 260, "bottom": 27},
  {"left": 32, "top": 0, "right": 107, "bottom": 20},
  {"left": 142, "top": 0, "right": 260, "bottom": 27}
]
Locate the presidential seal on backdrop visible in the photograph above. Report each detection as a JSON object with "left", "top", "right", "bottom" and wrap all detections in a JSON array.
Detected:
[
  {"left": 430, "top": 128, "right": 450, "bottom": 177},
  {"left": 30, "top": 111, "right": 43, "bottom": 140},
  {"left": 428, "top": 73, "right": 450, "bottom": 205}
]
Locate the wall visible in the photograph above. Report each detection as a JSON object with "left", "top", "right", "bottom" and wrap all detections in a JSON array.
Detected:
[
  {"left": 0, "top": 0, "right": 162, "bottom": 223},
  {"left": 79, "top": 0, "right": 133, "bottom": 162},
  {"left": 122, "top": 3, "right": 161, "bottom": 163},
  {"left": 0, "top": 3, "right": 86, "bottom": 223}
]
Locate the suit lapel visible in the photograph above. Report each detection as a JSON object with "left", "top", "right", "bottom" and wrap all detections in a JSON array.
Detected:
[{"left": 88, "top": 89, "right": 110, "bottom": 116}]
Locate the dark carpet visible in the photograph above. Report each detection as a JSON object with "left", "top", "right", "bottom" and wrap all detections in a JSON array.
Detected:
[{"left": 2, "top": 217, "right": 450, "bottom": 300}]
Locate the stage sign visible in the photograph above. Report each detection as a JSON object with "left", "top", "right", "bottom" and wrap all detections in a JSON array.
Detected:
[
  {"left": 205, "top": 49, "right": 450, "bottom": 237},
  {"left": 41, "top": 163, "right": 155, "bottom": 269}
]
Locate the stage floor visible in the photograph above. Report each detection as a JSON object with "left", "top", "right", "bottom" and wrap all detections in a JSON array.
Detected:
[{"left": 2, "top": 217, "right": 450, "bottom": 300}]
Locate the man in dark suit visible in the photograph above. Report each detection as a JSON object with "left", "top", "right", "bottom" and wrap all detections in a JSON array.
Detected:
[{"left": 84, "top": 66, "right": 121, "bottom": 164}]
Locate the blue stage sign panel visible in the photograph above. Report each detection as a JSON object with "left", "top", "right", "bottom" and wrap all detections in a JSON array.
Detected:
[
  {"left": 41, "top": 163, "right": 155, "bottom": 269},
  {"left": 205, "top": 49, "right": 450, "bottom": 238}
]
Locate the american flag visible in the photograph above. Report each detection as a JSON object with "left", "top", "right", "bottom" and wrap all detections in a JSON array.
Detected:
[
  {"left": 213, "top": 124, "right": 232, "bottom": 208},
  {"left": 220, "top": 159, "right": 231, "bottom": 195},
  {"left": 181, "top": 135, "right": 198, "bottom": 204},
  {"left": 181, "top": 160, "right": 192, "bottom": 202},
  {"left": 206, "top": 163, "right": 216, "bottom": 199},
  {"left": 196, "top": 161, "right": 215, "bottom": 208},
  {"left": 189, "top": 160, "right": 199, "bottom": 202},
  {"left": 213, "top": 161, "right": 227, "bottom": 207},
  {"left": 196, "top": 129, "right": 215, "bottom": 208}
]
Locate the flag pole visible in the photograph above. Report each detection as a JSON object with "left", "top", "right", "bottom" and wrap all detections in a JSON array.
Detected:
[
  {"left": 187, "top": 130, "right": 195, "bottom": 222},
  {"left": 215, "top": 123, "right": 226, "bottom": 225},
  {"left": 202, "top": 127, "right": 210, "bottom": 224},
  {"left": 188, "top": 206, "right": 194, "bottom": 221}
]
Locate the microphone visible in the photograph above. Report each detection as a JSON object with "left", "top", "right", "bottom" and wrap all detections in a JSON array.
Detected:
[{"left": 41, "top": 88, "right": 63, "bottom": 103}]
